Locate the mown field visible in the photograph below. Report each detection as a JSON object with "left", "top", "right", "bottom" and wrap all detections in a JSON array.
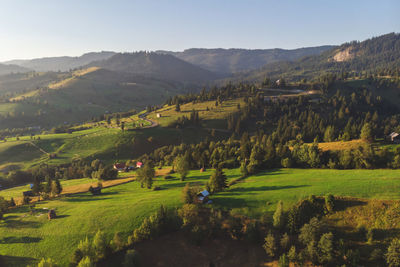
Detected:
[
  {"left": 147, "top": 98, "right": 245, "bottom": 129},
  {"left": 1, "top": 168, "right": 400, "bottom": 266}
]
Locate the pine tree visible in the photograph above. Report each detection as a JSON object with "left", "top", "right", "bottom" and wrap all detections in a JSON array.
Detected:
[
  {"left": 318, "top": 232, "right": 334, "bottom": 264},
  {"left": 360, "top": 122, "right": 374, "bottom": 143},
  {"left": 273, "top": 200, "right": 285, "bottom": 229},
  {"left": 208, "top": 167, "right": 227, "bottom": 193},
  {"left": 386, "top": 238, "right": 400, "bottom": 267},
  {"left": 175, "top": 154, "right": 190, "bottom": 181}
]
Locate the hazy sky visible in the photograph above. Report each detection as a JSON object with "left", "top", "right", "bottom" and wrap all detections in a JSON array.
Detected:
[{"left": 0, "top": 0, "right": 399, "bottom": 61}]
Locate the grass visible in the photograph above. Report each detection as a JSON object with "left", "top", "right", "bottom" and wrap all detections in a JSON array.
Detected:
[
  {"left": 1, "top": 168, "right": 400, "bottom": 265},
  {"left": 317, "top": 139, "right": 366, "bottom": 151},
  {"left": 147, "top": 98, "right": 245, "bottom": 128}
]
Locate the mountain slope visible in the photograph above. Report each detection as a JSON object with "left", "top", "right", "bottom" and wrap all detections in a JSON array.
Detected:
[
  {"left": 157, "top": 46, "right": 335, "bottom": 74},
  {"left": 88, "top": 52, "right": 222, "bottom": 83},
  {"left": 0, "top": 63, "right": 31, "bottom": 76},
  {"left": 237, "top": 32, "right": 400, "bottom": 82},
  {"left": 0, "top": 68, "right": 184, "bottom": 130},
  {"left": 4, "top": 51, "right": 116, "bottom": 72}
]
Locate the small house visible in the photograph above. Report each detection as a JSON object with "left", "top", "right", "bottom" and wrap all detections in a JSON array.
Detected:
[
  {"left": 388, "top": 132, "right": 400, "bottom": 144},
  {"left": 113, "top": 163, "right": 126, "bottom": 172},
  {"left": 156, "top": 113, "right": 162, "bottom": 118},
  {"left": 136, "top": 162, "right": 143, "bottom": 168},
  {"left": 197, "top": 190, "right": 212, "bottom": 204}
]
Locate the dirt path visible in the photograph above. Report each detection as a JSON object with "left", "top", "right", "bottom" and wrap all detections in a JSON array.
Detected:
[
  {"left": 28, "top": 141, "right": 49, "bottom": 156},
  {"left": 138, "top": 112, "right": 159, "bottom": 128}
]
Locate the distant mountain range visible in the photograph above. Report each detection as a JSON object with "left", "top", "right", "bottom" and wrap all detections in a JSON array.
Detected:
[
  {"left": 0, "top": 63, "right": 31, "bottom": 76},
  {"left": 1, "top": 46, "right": 335, "bottom": 78},
  {"left": 3, "top": 51, "right": 116, "bottom": 72},
  {"left": 157, "top": 46, "right": 335, "bottom": 74},
  {"left": 86, "top": 52, "right": 221, "bottom": 83}
]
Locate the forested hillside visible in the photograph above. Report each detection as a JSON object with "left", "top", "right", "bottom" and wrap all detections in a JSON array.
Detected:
[
  {"left": 158, "top": 46, "right": 335, "bottom": 74},
  {"left": 88, "top": 52, "right": 222, "bottom": 83},
  {"left": 237, "top": 33, "right": 400, "bottom": 82}
]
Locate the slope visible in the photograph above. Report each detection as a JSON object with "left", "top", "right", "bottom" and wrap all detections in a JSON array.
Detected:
[
  {"left": 236, "top": 32, "right": 400, "bottom": 82},
  {"left": 88, "top": 52, "right": 222, "bottom": 83},
  {"left": 3, "top": 51, "right": 116, "bottom": 72},
  {"left": 158, "top": 46, "right": 335, "bottom": 74}
]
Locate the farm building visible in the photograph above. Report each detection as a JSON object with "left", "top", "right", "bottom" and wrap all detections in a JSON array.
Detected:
[
  {"left": 387, "top": 132, "right": 400, "bottom": 143},
  {"left": 136, "top": 162, "right": 143, "bottom": 168},
  {"left": 113, "top": 163, "right": 126, "bottom": 172},
  {"left": 197, "top": 190, "right": 212, "bottom": 204},
  {"left": 156, "top": 113, "right": 162, "bottom": 118}
]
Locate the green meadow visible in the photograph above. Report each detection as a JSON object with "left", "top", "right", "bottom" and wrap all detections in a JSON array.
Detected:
[{"left": 1, "top": 168, "right": 400, "bottom": 266}]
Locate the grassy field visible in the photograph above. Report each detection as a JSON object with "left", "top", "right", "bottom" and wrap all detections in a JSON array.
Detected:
[
  {"left": 1, "top": 168, "right": 400, "bottom": 266},
  {"left": 147, "top": 98, "right": 245, "bottom": 128}
]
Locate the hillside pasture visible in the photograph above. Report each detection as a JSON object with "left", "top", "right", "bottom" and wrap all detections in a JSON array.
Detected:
[
  {"left": 148, "top": 98, "right": 245, "bottom": 128},
  {"left": 1, "top": 168, "right": 400, "bottom": 265}
]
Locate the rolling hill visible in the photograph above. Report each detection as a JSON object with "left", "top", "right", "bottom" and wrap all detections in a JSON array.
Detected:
[
  {"left": 0, "top": 68, "right": 184, "bottom": 130},
  {"left": 0, "top": 63, "right": 31, "bottom": 76},
  {"left": 3, "top": 51, "right": 116, "bottom": 72},
  {"left": 87, "top": 52, "right": 222, "bottom": 83},
  {"left": 158, "top": 46, "right": 335, "bottom": 74}
]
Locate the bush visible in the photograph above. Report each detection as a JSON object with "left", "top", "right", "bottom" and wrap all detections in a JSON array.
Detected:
[
  {"left": 386, "top": 238, "right": 400, "bottom": 267},
  {"left": 37, "top": 258, "right": 57, "bottom": 267},
  {"left": 77, "top": 256, "right": 94, "bottom": 267},
  {"left": 123, "top": 249, "right": 139, "bottom": 267},
  {"left": 263, "top": 232, "right": 276, "bottom": 258}
]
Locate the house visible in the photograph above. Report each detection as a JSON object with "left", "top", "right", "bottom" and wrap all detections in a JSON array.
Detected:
[
  {"left": 156, "top": 113, "right": 162, "bottom": 118},
  {"left": 197, "top": 190, "right": 212, "bottom": 204},
  {"left": 136, "top": 162, "right": 143, "bottom": 168},
  {"left": 388, "top": 132, "right": 400, "bottom": 143},
  {"left": 113, "top": 163, "right": 126, "bottom": 172}
]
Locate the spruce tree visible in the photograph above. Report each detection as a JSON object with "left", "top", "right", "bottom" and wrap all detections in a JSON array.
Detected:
[{"left": 208, "top": 167, "right": 227, "bottom": 193}]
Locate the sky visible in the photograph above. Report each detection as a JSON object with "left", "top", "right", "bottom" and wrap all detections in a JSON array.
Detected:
[{"left": 0, "top": 0, "right": 399, "bottom": 61}]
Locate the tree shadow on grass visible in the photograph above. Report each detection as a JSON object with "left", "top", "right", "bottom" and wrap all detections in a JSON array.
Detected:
[
  {"left": 225, "top": 185, "right": 310, "bottom": 194},
  {"left": 1, "top": 255, "right": 37, "bottom": 267},
  {"left": 334, "top": 198, "right": 367, "bottom": 211},
  {"left": 2, "top": 219, "right": 42, "bottom": 229},
  {"left": 62, "top": 196, "right": 112, "bottom": 203},
  {"left": 212, "top": 197, "right": 248, "bottom": 208},
  {"left": 160, "top": 181, "right": 205, "bottom": 190},
  {"left": 0, "top": 236, "right": 42, "bottom": 244}
]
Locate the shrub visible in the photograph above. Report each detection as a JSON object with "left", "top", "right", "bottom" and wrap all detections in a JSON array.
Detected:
[
  {"left": 280, "top": 233, "right": 290, "bottom": 252},
  {"left": 370, "top": 248, "right": 383, "bottom": 262},
  {"left": 278, "top": 254, "right": 289, "bottom": 267},
  {"left": 111, "top": 232, "right": 125, "bottom": 252},
  {"left": 77, "top": 256, "right": 94, "bottom": 267},
  {"left": 318, "top": 232, "right": 334, "bottom": 264},
  {"left": 123, "top": 249, "right": 139, "bottom": 267},
  {"left": 273, "top": 200, "right": 285, "bottom": 230},
  {"left": 37, "top": 258, "right": 57, "bottom": 267},
  {"left": 386, "top": 238, "right": 400, "bottom": 267},
  {"left": 263, "top": 232, "right": 276, "bottom": 258},
  {"left": 324, "top": 194, "right": 335, "bottom": 214},
  {"left": 299, "top": 217, "right": 325, "bottom": 245}
]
